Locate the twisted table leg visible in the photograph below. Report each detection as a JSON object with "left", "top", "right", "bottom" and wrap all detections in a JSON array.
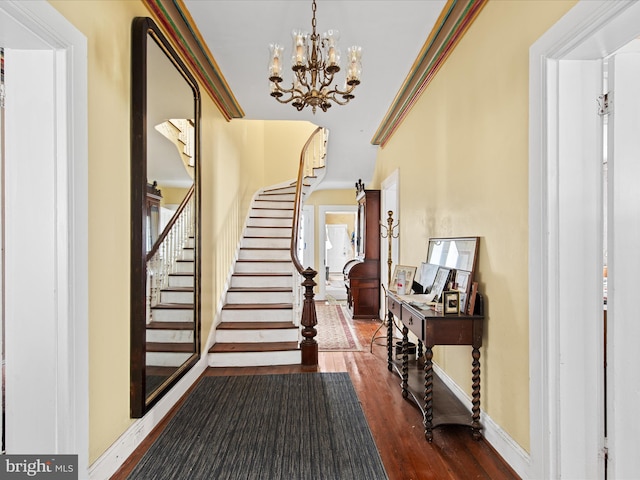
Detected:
[
  {"left": 472, "top": 347, "right": 482, "bottom": 439},
  {"left": 424, "top": 346, "right": 434, "bottom": 442},
  {"left": 401, "top": 325, "right": 409, "bottom": 398}
]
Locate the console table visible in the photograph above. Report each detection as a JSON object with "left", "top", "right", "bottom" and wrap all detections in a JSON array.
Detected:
[{"left": 386, "top": 291, "right": 484, "bottom": 441}]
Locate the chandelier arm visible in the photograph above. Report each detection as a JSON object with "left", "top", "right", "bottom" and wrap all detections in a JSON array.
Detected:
[{"left": 324, "top": 92, "right": 353, "bottom": 106}]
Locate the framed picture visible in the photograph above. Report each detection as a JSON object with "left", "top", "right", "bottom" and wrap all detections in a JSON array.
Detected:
[
  {"left": 455, "top": 270, "right": 470, "bottom": 292},
  {"left": 443, "top": 291, "right": 460, "bottom": 315},
  {"left": 419, "top": 262, "right": 439, "bottom": 293},
  {"left": 430, "top": 267, "right": 451, "bottom": 302},
  {"left": 467, "top": 281, "right": 479, "bottom": 315},
  {"left": 390, "top": 265, "right": 417, "bottom": 294}
]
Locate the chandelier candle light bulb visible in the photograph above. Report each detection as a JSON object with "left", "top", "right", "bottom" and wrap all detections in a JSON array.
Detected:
[{"left": 268, "top": 0, "right": 361, "bottom": 113}]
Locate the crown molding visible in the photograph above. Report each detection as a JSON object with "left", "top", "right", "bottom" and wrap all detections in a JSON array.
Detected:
[
  {"left": 142, "top": 0, "right": 244, "bottom": 120},
  {"left": 372, "top": 0, "right": 487, "bottom": 147}
]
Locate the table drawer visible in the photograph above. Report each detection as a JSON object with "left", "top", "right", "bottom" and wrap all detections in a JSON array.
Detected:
[
  {"left": 389, "top": 296, "right": 402, "bottom": 319},
  {"left": 401, "top": 305, "right": 424, "bottom": 339}
]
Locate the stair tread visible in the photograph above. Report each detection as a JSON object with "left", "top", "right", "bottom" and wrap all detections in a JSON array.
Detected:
[
  {"left": 236, "top": 259, "right": 291, "bottom": 263},
  {"left": 252, "top": 207, "right": 294, "bottom": 211},
  {"left": 246, "top": 224, "right": 291, "bottom": 227},
  {"left": 227, "top": 286, "right": 292, "bottom": 293},
  {"left": 217, "top": 321, "right": 296, "bottom": 330},
  {"left": 161, "top": 287, "right": 194, "bottom": 292},
  {"left": 243, "top": 235, "right": 291, "bottom": 240},
  {"left": 208, "top": 341, "right": 298, "bottom": 353},
  {"left": 147, "top": 341, "right": 194, "bottom": 352},
  {"left": 169, "top": 272, "right": 194, "bottom": 276},
  {"left": 232, "top": 272, "right": 292, "bottom": 277},
  {"left": 152, "top": 302, "right": 195, "bottom": 310},
  {"left": 222, "top": 303, "right": 293, "bottom": 310},
  {"left": 147, "top": 321, "right": 194, "bottom": 330}
]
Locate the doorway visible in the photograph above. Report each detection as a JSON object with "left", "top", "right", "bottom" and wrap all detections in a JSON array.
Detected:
[{"left": 318, "top": 206, "right": 357, "bottom": 301}]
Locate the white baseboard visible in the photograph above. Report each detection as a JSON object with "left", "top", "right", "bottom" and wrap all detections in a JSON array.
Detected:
[
  {"left": 88, "top": 357, "right": 208, "bottom": 480},
  {"left": 432, "top": 363, "right": 532, "bottom": 478}
]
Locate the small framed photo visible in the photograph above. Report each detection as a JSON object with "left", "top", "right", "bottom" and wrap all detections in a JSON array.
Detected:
[
  {"left": 390, "top": 265, "right": 417, "bottom": 294},
  {"left": 430, "top": 267, "right": 451, "bottom": 303},
  {"left": 443, "top": 291, "right": 460, "bottom": 315}
]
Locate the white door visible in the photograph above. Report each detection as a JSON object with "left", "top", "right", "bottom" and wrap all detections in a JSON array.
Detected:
[
  {"left": 325, "top": 224, "right": 350, "bottom": 273},
  {"left": 604, "top": 42, "right": 640, "bottom": 478}
]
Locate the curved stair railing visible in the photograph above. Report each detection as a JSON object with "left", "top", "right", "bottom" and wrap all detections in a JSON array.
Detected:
[
  {"left": 291, "top": 126, "right": 327, "bottom": 367},
  {"left": 146, "top": 185, "right": 195, "bottom": 322}
]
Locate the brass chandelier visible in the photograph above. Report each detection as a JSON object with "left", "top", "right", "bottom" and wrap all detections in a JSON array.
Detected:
[{"left": 268, "top": 0, "right": 362, "bottom": 114}]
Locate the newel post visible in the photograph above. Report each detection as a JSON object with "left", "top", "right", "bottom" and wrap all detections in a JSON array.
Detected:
[{"left": 300, "top": 267, "right": 318, "bottom": 368}]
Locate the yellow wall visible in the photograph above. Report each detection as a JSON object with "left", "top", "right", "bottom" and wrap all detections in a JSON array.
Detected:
[
  {"left": 371, "top": 0, "right": 576, "bottom": 451},
  {"left": 158, "top": 186, "right": 190, "bottom": 206},
  {"left": 48, "top": 0, "right": 313, "bottom": 464},
  {"left": 264, "top": 120, "right": 318, "bottom": 186}
]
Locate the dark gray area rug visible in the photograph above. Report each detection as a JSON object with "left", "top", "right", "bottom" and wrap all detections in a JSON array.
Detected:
[{"left": 127, "top": 372, "right": 388, "bottom": 479}]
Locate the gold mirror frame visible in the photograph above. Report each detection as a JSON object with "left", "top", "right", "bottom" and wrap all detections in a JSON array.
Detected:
[{"left": 130, "top": 16, "right": 201, "bottom": 418}]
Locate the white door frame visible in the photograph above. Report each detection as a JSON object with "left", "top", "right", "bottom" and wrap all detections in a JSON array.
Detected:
[
  {"left": 317, "top": 205, "right": 357, "bottom": 301},
  {"left": 0, "top": 1, "right": 88, "bottom": 475},
  {"left": 529, "top": 1, "right": 640, "bottom": 478}
]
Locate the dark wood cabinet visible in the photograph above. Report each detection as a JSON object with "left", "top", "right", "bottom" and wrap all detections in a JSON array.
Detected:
[{"left": 344, "top": 189, "right": 380, "bottom": 319}]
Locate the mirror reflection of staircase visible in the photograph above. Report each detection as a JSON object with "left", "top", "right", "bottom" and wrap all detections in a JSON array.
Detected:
[{"left": 145, "top": 235, "right": 196, "bottom": 396}]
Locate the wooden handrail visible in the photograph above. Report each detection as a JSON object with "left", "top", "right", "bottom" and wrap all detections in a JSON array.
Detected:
[
  {"left": 290, "top": 126, "right": 324, "bottom": 368},
  {"left": 146, "top": 184, "right": 195, "bottom": 262},
  {"left": 291, "top": 126, "right": 323, "bottom": 273}
]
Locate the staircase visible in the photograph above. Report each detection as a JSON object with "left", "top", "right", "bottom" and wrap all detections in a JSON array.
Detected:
[
  {"left": 207, "top": 183, "right": 307, "bottom": 367},
  {"left": 146, "top": 235, "right": 196, "bottom": 377}
]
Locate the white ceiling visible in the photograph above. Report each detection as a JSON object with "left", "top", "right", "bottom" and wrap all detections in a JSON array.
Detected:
[{"left": 182, "top": 0, "right": 446, "bottom": 189}]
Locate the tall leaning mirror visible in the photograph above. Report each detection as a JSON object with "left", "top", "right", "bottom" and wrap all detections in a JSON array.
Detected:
[{"left": 130, "top": 16, "right": 201, "bottom": 418}]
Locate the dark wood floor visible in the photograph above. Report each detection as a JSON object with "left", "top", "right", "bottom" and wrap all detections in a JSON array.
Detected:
[{"left": 113, "top": 317, "right": 520, "bottom": 480}]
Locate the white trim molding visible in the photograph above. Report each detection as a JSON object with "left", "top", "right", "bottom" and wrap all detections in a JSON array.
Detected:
[
  {"left": 0, "top": 0, "right": 88, "bottom": 476},
  {"left": 529, "top": 1, "right": 640, "bottom": 478}
]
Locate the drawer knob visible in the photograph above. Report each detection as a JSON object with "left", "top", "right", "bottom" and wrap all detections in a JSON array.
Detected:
[{"left": 409, "top": 316, "right": 413, "bottom": 325}]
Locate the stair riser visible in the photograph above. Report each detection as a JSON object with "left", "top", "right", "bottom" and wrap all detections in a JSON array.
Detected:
[
  {"left": 174, "top": 261, "right": 194, "bottom": 273},
  {"left": 226, "top": 291, "right": 293, "bottom": 303},
  {"left": 258, "top": 193, "right": 295, "bottom": 201},
  {"left": 215, "top": 329, "right": 299, "bottom": 343},
  {"left": 234, "top": 261, "right": 292, "bottom": 273},
  {"left": 146, "top": 330, "right": 194, "bottom": 343},
  {"left": 238, "top": 249, "right": 290, "bottom": 261},
  {"left": 253, "top": 200, "right": 294, "bottom": 210},
  {"left": 242, "top": 237, "right": 290, "bottom": 248},
  {"left": 247, "top": 217, "right": 292, "bottom": 228},
  {"left": 220, "top": 309, "right": 293, "bottom": 322},
  {"left": 181, "top": 249, "right": 194, "bottom": 261},
  {"left": 185, "top": 237, "right": 195, "bottom": 249},
  {"left": 151, "top": 309, "right": 194, "bottom": 322},
  {"left": 244, "top": 226, "right": 291, "bottom": 237},
  {"left": 207, "top": 349, "right": 301, "bottom": 368},
  {"left": 147, "top": 352, "right": 193, "bottom": 367},
  {"left": 250, "top": 208, "right": 292, "bottom": 218},
  {"left": 168, "top": 275, "right": 194, "bottom": 288},
  {"left": 160, "top": 291, "right": 194, "bottom": 303},
  {"left": 230, "top": 276, "right": 293, "bottom": 288}
]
